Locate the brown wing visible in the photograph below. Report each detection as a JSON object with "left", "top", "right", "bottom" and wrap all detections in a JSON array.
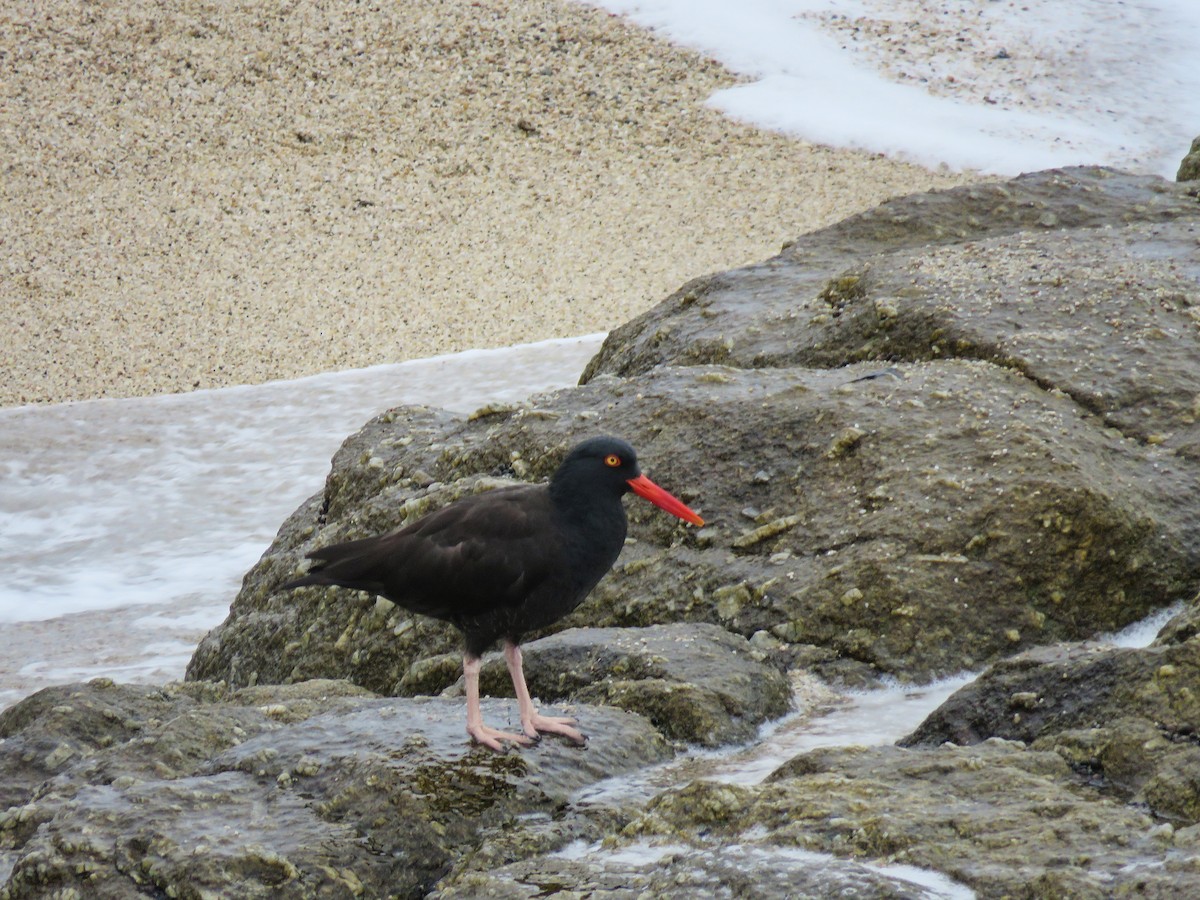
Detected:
[{"left": 291, "top": 485, "right": 562, "bottom": 621}]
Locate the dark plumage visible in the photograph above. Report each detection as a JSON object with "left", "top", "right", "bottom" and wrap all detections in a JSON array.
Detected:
[{"left": 280, "top": 436, "right": 703, "bottom": 749}]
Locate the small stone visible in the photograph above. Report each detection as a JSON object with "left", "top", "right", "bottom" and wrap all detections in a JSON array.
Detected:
[
  {"left": 825, "top": 427, "right": 866, "bottom": 458},
  {"left": 841, "top": 587, "right": 864, "bottom": 606},
  {"left": 733, "top": 514, "right": 803, "bottom": 549},
  {"left": 714, "top": 583, "right": 753, "bottom": 619},
  {"left": 43, "top": 743, "right": 76, "bottom": 769}
]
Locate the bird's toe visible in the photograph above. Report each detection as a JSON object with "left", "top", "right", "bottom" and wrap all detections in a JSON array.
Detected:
[
  {"left": 468, "top": 723, "right": 534, "bottom": 751},
  {"left": 525, "top": 713, "right": 586, "bottom": 745}
]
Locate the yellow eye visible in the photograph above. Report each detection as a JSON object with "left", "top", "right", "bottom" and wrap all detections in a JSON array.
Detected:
[{"left": 604, "top": 454, "right": 621, "bottom": 468}]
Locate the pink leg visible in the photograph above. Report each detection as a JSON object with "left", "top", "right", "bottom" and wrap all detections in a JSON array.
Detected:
[
  {"left": 504, "top": 642, "right": 586, "bottom": 745},
  {"left": 463, "top": 654, "right": 532, "bottom": 750}
]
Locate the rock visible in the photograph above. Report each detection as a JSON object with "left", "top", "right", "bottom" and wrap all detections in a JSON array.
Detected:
[
  {"left": 583, "top": 170, "right": 1200, "bottom": 458},
  {"left": 0, "top": 679, "right": 670, "bottom": 899},
  {"left": 898, "top": 594, "right": 1200, "bottom": 825},
  {"left": 402, "top": 623, "right": 792, "bottom": 746},
  {"left": 1179, "top": 135, "right": 1200, "bottom": 181},
  {"left": 583, "top": 168, "right": 1200, "bottom": 464},
  {"left": 0, "top": 678, "right": 305, "bottom": 813},
  {"left": 901, "top": 637, "right": 1200, "bottom": 750},
  {"left": 620, "top": 740, "right": 1200, "bottom": 897},
  {"left": 0, "top": 680, "right": 192, "bottom": 812},
  {"left": 1152, "top": 598, "right": 1200, "bottom": 645}
]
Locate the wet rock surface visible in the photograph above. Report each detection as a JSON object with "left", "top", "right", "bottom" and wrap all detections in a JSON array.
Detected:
[
  {"left": 431, "top": 731, "right": 1200, "bottom": 897},
  {"left": 902, "top": 594, "right": 1200, "bottom": 826},
  {"left": 0, "top": 679, "right": 669, "bottom": 898},
  {"left": 625, "top": 740, "right": 1200, "bottom": 898},
  {"left": 431, "top": 839, "right": 964, "bottom": 899}
]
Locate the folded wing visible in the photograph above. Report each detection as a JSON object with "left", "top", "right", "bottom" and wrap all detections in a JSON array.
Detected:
[{"left": 283, "top": 485, "right": 559, "bottom": 621}]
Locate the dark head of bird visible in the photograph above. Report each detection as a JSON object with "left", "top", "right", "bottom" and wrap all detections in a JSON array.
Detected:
[{"left": 548, "top": 436, "right": 704, "bottom": 526}]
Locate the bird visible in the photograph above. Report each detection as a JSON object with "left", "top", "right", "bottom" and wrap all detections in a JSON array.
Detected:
[{"left": 279, "top": 436, "right": 704, "bottom": 750}]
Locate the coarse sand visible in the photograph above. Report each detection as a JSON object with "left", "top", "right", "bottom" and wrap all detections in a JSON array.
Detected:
[{"left": 2, "top": 0, "right": 973, "bottom": 407}]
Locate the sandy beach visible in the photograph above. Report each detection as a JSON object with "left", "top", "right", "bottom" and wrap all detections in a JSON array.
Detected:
[{"left": 2, "top": 0, "right": 971, "bottom": 407}]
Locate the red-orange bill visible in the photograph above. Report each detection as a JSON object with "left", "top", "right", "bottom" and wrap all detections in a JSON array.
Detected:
[{"left": 627, "top": 474, "right": 704, "bottom": 526}]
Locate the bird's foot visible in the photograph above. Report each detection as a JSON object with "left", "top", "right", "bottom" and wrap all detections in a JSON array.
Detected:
[
  {"left": 523, "top": 713, "right": 586, "bottom": 746},
  {"left": 468, "top": 722, "right": 535, "bottom": 752}
]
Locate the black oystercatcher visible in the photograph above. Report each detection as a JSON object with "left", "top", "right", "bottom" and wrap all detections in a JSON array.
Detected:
[{"left": 280, "top": 436, "right": 703, "bottom": 750}]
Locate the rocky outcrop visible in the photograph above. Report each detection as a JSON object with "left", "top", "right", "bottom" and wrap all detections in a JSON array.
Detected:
[
  {"left": 431, "top": 736, "right": 1200, "bottom": 897},
  {"left": 187, "top": 356, "right": 1200, "bottom": 688},
  {"left": 583, "top": 169, "right": 1200, "bottom": 457},
  {"left": 0, "top": 679, "right": 669, "bottom": 898},
  {"left": 621, "top": 740, "right": 1199, "bottom": 898},
  {"left": 902, "top": 593, "right": 1200, "bottom": 826}
]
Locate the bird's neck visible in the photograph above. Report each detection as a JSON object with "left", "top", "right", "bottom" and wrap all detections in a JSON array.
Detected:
[{"left": 548, "top": 477, "right": 628, "bottom": 543}]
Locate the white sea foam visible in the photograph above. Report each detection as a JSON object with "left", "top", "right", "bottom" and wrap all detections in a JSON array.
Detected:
[
  {"left": 703, "top": 672, "right": 978, "bottom": 786},
  {"left": 1102, "top": 600, "right": 1186, "bottom": 649},
  {"left": 588, "top": 0, "right": 1200, "bottom": 176}
]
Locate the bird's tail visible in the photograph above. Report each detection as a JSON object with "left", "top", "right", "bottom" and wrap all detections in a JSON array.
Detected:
[
  {"left": 276, "top": 533, "right": 392, "bottom": 596},
  {"left": 276, "top": 570, "right": 329, "bottom": 593}
]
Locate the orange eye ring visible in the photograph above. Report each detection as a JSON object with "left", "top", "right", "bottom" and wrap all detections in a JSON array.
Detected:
[{"left": 604, "top": 454, "right": 621, "bottom": 468}]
